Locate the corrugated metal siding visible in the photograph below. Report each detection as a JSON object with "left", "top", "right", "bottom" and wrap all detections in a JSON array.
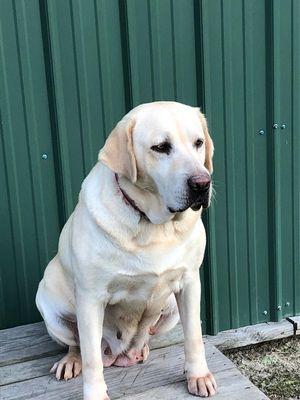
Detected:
[
  {"left": 45, "top": 0, "right": 127, "bottom": 214},
  {"left": 201, "top": 0, "right": 300, "bottom": 332},
  {"left": 201, "top": 0, "right": 271, "bottom": 332},
  {"left": 271, "top": 0, "right": 300, "bottom": 320},
  {"left": 291, "top": 0, "right": 300, "bottom": 316},
  {"left": 0, "top": 0, "right": 61, "bottom": 328},
  {"left": 0, "top": 0, "right": 299, "bottom": 332},
  {"left": 125, "top": 0, "right": 198, "bottom": 106}
]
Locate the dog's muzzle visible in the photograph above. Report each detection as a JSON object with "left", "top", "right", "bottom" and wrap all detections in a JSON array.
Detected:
[
  {"left": 187, "top": 174, "right": 211, "bottom": 210},
  {"left": 168, "top": 174, "right": 211, "bottom": 213}
]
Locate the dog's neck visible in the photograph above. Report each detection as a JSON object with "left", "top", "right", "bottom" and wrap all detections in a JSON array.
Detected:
[
  {"left": 115, "top": 174, "right": 149, "bottom": 221},
  {"left": 116, "top": 174, "right": 175, "bottom": 224}
]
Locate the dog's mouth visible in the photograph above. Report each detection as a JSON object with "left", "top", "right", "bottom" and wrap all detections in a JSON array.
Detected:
[
  {"left": 168, "top": 185, "right": 211, "bottom": 213},
  {"left": 191, "top": 200, "right": 209, "bottom": 211},
  {"left": 168, "top": 205, "right": 189, "bottom": 213},
  {"left": 168, "top": 197, "right": 210, "bottom": 214}
]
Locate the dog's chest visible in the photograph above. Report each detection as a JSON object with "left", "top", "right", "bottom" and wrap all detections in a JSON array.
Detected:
[{"left": 108, "top": 266, "right": 186, "bottom": 305}]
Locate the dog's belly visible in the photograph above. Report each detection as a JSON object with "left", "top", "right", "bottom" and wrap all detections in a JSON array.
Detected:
[{"left": 103, "top": 266, "right": 185, "bottom": 354}]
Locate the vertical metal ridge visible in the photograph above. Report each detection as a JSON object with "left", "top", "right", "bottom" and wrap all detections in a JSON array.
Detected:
[
  {"left": 170, "top": 0, "right": 177, "bottom": 101},
  {"left": 146, "top": 0, "right": 155, "bottom": 100},
  {"left": 93, "top": 0, "right": 107, "bottom": 137},
  {"left": 68, "top": 0, "right": 86, "bottom": 176},
  {"left": 20, "top": 2, "right": 52, "bottom": 268},
  {"left": 0, "top": 104, "right": 22, "bottom": 326},
  {"left": 75, "top": 0, "right": 94, "bottom": 169},
  {"left": 149, "top": 1, "right": 158, "bottom": 99},
  {"left": 276, "top": 0, "right": 294, "bottom": 318},
  {"left": 17, "top": 1, "right": 51, "bottom": 270},
  {"left": 291, "top": 0, "right": 300, "bottom": 315},
  {"left": 265, "top": 0, "right": 276, "bottom": 321},
  {"left": 221, "top": 1, "right": 239, "bottom": 327},
  {"left": 46, "top": 1, "right": 77, "bottom": 215},
  {"left": 11, "top": 0, "right": 38, "bottom": 321},
  {"left": 1, "top": 1, "right": 32, "bottom": 324},
  {"left": 242, "top": 0, "right": 258, "bottom": 324},
  {"left": 220, "top": 2, "right": 233, "bottom": 327},
  {"left": 39, "top": 0, "right": 66, "bottom": 227},
  {"left": 196, "top": 0, "right": 219, "bottom": 334},
  {"left": 194, "top": 0, "right": 205, "bottom": 108},
  {"left": 119, "top": 0, "right": 133, "bottom": 111},
  {"left": 270, "top": 0, "right": 283, "bottom": 321},
  {"left": 290, "top": 0, "right": 296, "bottom": 318}
]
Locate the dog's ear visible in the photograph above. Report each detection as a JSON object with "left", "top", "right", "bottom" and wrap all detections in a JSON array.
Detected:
[
  {"left": 197, "top": 109, "right": 214, "bottom": 174},
  {"left": 98, "top": 118, "right": 137, "bottom": 183}
]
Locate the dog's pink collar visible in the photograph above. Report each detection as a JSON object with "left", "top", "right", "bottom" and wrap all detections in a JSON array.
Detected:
[{"left": 115, "top": 173, "right": 148, "bottom": 220}]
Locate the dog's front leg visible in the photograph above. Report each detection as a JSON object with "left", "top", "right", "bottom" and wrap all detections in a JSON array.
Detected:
[
  {"left": 76, "top": 290, "right": 109, "bottom": 400},
  {"left": 176, "top": 274, "right": 217, "bottom": 397}
]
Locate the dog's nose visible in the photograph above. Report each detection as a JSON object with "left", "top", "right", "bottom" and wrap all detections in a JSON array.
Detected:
[{"left": 187, "top": 175, "right": 211, "bottom": 192}]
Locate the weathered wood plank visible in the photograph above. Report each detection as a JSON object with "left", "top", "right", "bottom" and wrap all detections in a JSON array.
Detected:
[
  {"left": 0, "top": 342, "right": 268, "bottom": 399},
  {"left": 0, "top": 323, "right": 63, "bottom": 366},
  {"left": 205, "top": 318, "right": 299, "bottom": 350},
  {"left": 1, "top": 339, "right": 232, "bottom": 388},
  {"left": 2, "top": 315, "right": 299, "bottom": 367},
  {"left": 0, "top": 355, "right": 60, "bottom": 386},
  {"left": 0, "top": 325, "right": 183, "bottom": 386},
  {"left": 122, "top": 373, "right": 268, "bottom": 400},
  {"left": 0, "top": 322, "right": 45, "bottom": 341},
  {"left": 0, "top": 343, "right": 186, "bottom": 399},
  {"left": 0, "top": 322, "right": 184, "bottom": 367},
  {"left": 1, "top": 342, "right": 235, "bottom": 399}
]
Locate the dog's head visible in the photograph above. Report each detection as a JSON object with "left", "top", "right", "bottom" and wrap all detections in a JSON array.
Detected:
[{"left": 99, "top": 102, "right": 214, "bottom": 218}]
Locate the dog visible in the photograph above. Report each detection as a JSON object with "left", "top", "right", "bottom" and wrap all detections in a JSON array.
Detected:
[{"left": 36, "top": 101, "right": 216, "bottom": 399}]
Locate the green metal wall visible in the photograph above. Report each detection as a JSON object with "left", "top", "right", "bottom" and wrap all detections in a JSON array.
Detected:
[{"left": 0, "top": 0, "right": 299, "bottom": 333}]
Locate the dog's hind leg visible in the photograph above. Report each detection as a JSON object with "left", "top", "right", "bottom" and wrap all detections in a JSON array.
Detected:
[
  {"left": 114, "top": 294, "right": 179, "bottom": 367},
  {"left": 36, "top": 256, "right": 77, "bottom": 346},
  {"left": 36, "top": 295, "right": 82, "bottom": 379},
  {"left": 149, "top": 294, "right": 180, "bottom": 336},
  {"left": 101, "top": 339, "right": 117, "bottom": 367},
  {"left": 36, "top": 256, "right": 82, "bottom": 379}
]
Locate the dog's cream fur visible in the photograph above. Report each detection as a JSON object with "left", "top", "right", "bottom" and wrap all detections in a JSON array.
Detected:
[{"left": 36, "top": 102, "right": 216, "bottom": 399}]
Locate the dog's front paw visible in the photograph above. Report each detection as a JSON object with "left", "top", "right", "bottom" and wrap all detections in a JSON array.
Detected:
[
  {"left": 187, "top": 371, "right": 217, "bottom": 397},
  {"left": 50, "top": 352, "right": 82, "bottom": 381}
]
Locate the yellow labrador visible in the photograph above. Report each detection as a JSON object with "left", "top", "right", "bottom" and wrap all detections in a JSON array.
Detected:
[{"left": 36, "top": 101, "right": 216, "bottom": 399}]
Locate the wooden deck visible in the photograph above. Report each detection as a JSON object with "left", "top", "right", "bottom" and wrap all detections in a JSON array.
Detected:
[{"left": 0, "top": 322, "right": 268, "bottom": 400}]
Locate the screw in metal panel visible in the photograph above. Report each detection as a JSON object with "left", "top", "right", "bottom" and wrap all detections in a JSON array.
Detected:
[
  {"left": 259, "top": 129, "right": 265, "bottom": 135},
  {"left": 41, "top": 154, "right": 48, "bottom": 160},
  {"left": 281, "top": 124, "right": 286, "bottom": 129},
  {"left": 273, "top": 124, "right": 279, "bottom": 129},
  {"left": 277, "top": 305, "right": 282, "bottom": 311},
  {"left": 285, "top": 302, "right": 290, "bottom": 307},
  {"left": 263, "top": 310, "right": 268, "bottom": 315}
]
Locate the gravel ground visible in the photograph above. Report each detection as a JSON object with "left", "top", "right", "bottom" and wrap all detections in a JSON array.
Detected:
[{"left": 224, "top": 336, "right": 300, "bottom": 400}]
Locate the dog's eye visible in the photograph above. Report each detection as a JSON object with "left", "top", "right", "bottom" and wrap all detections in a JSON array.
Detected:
[
  {"left": 151, "top": 141, "right": 172, "bottom": 155},
  {"left": 195, "top": 138, "right": 204, "bottom": 148}
]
